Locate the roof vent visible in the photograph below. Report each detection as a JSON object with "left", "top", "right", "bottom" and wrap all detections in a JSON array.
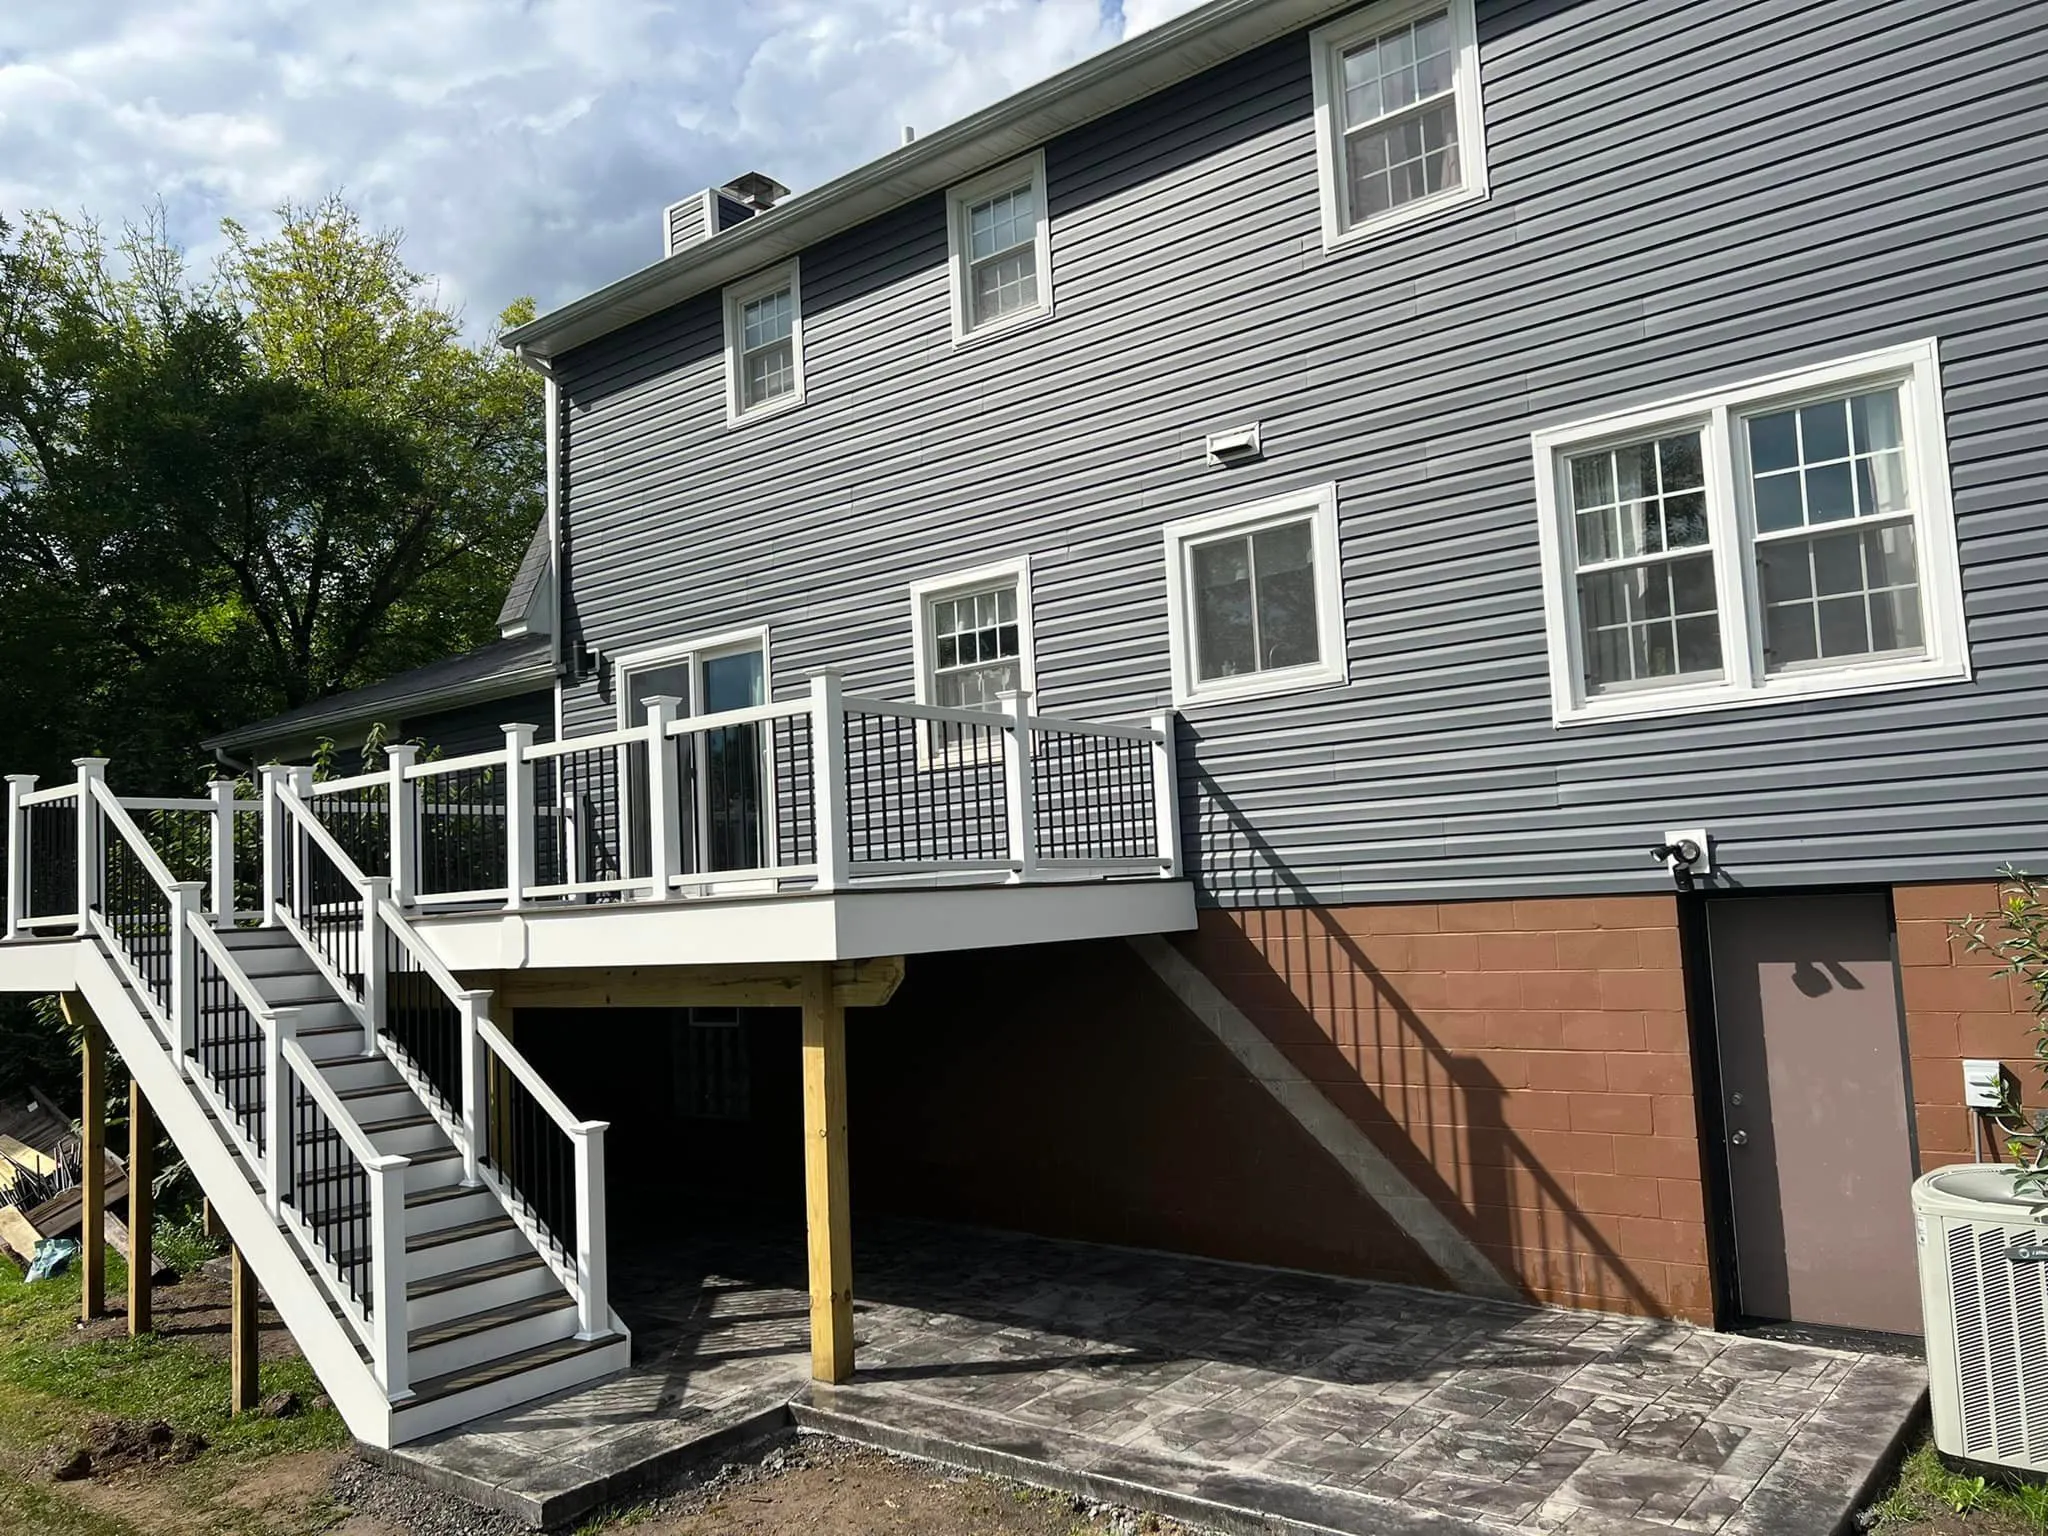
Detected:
[{"left": 721, "top": 172, "right": 790, "bottom": 212}]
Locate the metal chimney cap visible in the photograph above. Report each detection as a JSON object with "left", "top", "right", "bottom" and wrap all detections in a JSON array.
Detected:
[{"left": 721, "top": 172, "right": 791, "bottom": 210}]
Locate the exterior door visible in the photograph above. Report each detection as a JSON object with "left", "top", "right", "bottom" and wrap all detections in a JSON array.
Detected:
[
  {"left": 1707, "top": 893, "right": 1921, "bottom": 1335},
  {"left": 693, "top": 646, "right": 767, "bottom": 874}
]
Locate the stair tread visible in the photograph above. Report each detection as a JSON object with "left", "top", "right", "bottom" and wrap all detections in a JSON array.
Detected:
[
  {"left": 296, "top": 1111, "right": 434, "bottom": 1138},
  {"left": 401, "top": 1331, "right": 621, "bottom": 1409},
  {"left": 412, "top": 1214, "right": 517, "bottom": 1251},
  {"left": 335, "top": 1080, "right": 409, "bottom": 1100},
  {"left": 410, "top": 1291, "right": 574, "bottom": 1350},
  {"left": 407, "top": 1251, "right": 548, "bottom": 1300},
  {"left": 292, "top": 1144, "right": 460, "bottom": 1178}
]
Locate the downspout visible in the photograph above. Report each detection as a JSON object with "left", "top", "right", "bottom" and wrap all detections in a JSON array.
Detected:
[{"left": 514, "top": 345, "right": 566, "bottom": 739}]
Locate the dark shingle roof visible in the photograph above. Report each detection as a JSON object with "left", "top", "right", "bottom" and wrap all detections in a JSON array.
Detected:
[
  {"left": 201, "top": 635, "right": 555, "bottom": 755},
  {"left": 496, "top": 521, "right": 551, "bottom": 632}
]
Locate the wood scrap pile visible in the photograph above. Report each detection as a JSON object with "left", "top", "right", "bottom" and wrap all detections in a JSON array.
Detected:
[{"left": 0, "top": 1089, "right": 129, "bottom": 1267}]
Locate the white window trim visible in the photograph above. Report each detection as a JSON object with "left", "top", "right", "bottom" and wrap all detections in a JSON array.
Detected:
[
  {"left": 1309, "top": 0, "right": 1488, "bottom": 252},
  {"left": 722, "top": 261, "right": 805, "bottom": 426},
  {"left": 1531, "top": 339, "right": 1970, "bottom": 728},
  {"left": 945, "top": 150, "right": 1054, "bottom": 348},
  {"left": 612, "top": 624, "right": 774, "bottom": 729},
  {"left": 909, "top": 557, "right": 1038, "bottom": 710},
  {"left": 1163, "top": 483, "right": 1348, "bottom": 709}
]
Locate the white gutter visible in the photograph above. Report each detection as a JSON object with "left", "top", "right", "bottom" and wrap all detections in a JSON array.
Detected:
[{"left": 501, "top": 0, "right": 1354, "bottom": 360}]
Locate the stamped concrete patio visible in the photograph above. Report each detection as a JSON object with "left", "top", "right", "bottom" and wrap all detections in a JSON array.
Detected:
[{"left": 380, "top": 1220, "right": 1926, "bottom": 1533}]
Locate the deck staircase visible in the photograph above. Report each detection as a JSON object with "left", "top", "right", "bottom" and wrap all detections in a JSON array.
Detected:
[{"left": 57, "top": 770, "right": 628, "bottom": 1447}]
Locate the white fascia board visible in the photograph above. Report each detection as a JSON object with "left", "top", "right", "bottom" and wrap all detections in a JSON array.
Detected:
[
  {"left": 502, "top": 0, "right": 1363, "bottom": 361},
  {"left": 0, "top": 939, "right": 81, "bottom": 995},
  {"left": 412, "top": 880, "right": 1197, "bottom": 974}
]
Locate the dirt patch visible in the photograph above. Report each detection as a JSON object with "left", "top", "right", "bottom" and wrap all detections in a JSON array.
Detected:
[
  {"left": 42, "top": 1416, "right": 208, "bottom": 1481},
  {"left": 73, "top": 1261, "right": 302, "bottom": 1363}
]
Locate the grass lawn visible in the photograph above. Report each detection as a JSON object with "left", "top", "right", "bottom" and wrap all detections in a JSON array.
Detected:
[
  {"left": 0, "top": 1239, "right": 349, "bottom": 1536},
  {"left": 1866, "top": 1436, "right": 2048, "bottom": 1535}
]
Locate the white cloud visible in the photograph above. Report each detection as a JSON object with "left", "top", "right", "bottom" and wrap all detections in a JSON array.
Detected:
[{"left": 0, "top": 0, "right": 1210, "bottom": 333}]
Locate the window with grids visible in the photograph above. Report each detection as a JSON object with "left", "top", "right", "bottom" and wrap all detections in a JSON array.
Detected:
[
  {"left": 1534, "top": 343, "right": 1967, "bottom": 724},
  {"left": 1312, "top": 0, "right": 1484, "bottom": 244},
  {"left": 948, "top": 153, "right": 1050, "bottom": 341},
  {"left": 928, "top": 584, "right": 1021, "bottom": 709},
  {"left": 723, "top": 262, "right": 803, "bottom": 421}
]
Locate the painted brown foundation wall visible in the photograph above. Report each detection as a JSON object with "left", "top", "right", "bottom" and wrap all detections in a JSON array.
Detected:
[
  {"left": 1175, "top": 897, "right": 1713, "bottom": 1324},
  {"left": 1895, "top": 881, "right": 2043, "bottom": 1174}
]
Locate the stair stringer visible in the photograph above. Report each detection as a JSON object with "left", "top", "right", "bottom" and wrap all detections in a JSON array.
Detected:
[{"left": 75, "top": 943, "right": 398, "bottom": 1447}]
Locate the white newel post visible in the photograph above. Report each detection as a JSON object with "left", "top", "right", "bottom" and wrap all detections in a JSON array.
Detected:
[
  {"left": 287, "top": 768, "right": 316, "bottom": 920},
  {"left": 207, "top": 779, "right": 236, "bottom": 929},
  {"left": 809, "top": 673, "right": 848, "bottom": 892},
  {"left": 384, "top": 745, "right": 419, "bottom": 906},
  {"left": 259, "top": 765, "right": 289, "bottom": 927},
  {"left": 360, "top": 876, "right": 390, "bottom": 1057},
  {"left": 502, "top": 725, "right": 536, "bottom": 910},
  {"left": 4, "top": 774, "right": 35, "bottom": 941},
  {"left": 73, "top": 758, "right": 109, "bottom": 935},
  {"left": 573, "top": 1121, "right": 610, "bottom": 1339},
  {"left": 999, "top": 689, "right": 1038, "bottom": 883},
  {"left": 643, "top": 697, "right": 682, "bottom": 900},
  {"left": 370, "top": 1159, "right": 413, "bottom": 1400},
  {"left": 1150, "top": 711, "right": 1184, "bottom": 879},
  {"left": 457, "top": 991, "right": 489, "bottom": 1186},
  {"left": 168, "top": 882, "right": 204, "bottom": 1065}
]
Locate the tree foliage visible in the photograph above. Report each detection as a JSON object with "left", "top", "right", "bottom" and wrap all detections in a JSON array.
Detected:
[{"left": 0, "top": 197, "right": 541, "bottom": 793}]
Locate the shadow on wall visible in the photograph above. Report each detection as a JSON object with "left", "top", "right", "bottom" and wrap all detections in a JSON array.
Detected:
[{"left": 1186, "top": 766, "right": 1675, "bottom": 1319}]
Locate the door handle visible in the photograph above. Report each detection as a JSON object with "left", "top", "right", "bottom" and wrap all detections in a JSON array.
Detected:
[{"left": 1730, "top": 1130, "right": 1749, "bottom": 1147}]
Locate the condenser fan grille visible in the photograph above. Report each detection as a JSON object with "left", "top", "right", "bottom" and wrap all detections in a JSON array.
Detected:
[{"left": 1946, "top": 1221, "right": 2048, "bottom": 1466}]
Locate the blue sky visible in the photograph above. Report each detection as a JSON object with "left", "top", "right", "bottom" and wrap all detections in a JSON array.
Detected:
[{"left": 0, "top": 0, "right": 1204, "bottom": 331}]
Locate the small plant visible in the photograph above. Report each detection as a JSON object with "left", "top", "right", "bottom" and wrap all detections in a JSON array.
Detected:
[
  {"left": 1956, "top": 869, "right": 2048, "bottom": 1196},
  {"left": 1948, "top": 1473, "right": 1991, "bottom": 1514}
]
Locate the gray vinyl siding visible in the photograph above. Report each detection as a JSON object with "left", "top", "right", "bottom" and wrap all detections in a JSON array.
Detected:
[{"left": 555, "top": 0, "right": 2048, "bottom": 908}]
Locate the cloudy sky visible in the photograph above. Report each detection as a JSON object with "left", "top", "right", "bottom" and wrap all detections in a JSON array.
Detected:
[{"left": 0, "top": 0, "right": 1208, "bottom": 333}]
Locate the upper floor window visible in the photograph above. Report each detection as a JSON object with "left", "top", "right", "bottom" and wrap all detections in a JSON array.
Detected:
[
  {"left": 1310, "top": 0, "right": 1487, "bottom": 249},
  {"left": 947, "top": 152, "right": 1052, "bottom": 344},
  {"left": 1531, "top": 340, "right": 1970, "bottom": 726},
  {"left": 1163, "top": 486, "right": 1348, "bottom": 707},
  {"left": 911, "top": 559, "right": 1037, "bottom": 712},
  {"left": 724, "top": 261, "right": 804, "bottom": 423}
]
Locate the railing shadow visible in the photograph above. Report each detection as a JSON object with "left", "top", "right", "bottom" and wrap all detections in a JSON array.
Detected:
[{"left": 1184, "top": 765, "right": 1668, "bottom": 1317}]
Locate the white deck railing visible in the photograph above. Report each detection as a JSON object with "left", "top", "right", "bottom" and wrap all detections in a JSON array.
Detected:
[{"left": 292, "top": 678, "right": 1181, "bottom": 913}]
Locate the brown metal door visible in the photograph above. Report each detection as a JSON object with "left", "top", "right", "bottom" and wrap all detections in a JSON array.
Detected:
[{"left": 1707, "top": 893, "right": 1920, "bottom": 1334}]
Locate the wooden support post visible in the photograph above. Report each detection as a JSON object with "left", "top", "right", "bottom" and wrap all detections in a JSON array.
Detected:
[
  {"left": 230, "top": 1242, "right": 259, "bottom": 1414},
  {"left": 70, "top": 997, "right": 106, "bottom": 1322},
  {"left": 800, "top": 963, "right": 854, "bottom": 1383},
  {"left": 128, "top": 1084, "right": 153, "bottom": 1335}
]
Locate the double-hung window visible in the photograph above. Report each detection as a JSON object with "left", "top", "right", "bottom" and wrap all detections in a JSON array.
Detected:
[
  {"left": 911, "top": 559, "right": 1037, "bottom": 712},
  {"left": 1163, "top": 486, "right": 1348, "bottom": 707},
  {"left": 723, "top": 261, "right": 804, "bottom": 423},
  {"left": 1310, "top": 0, "right": 1487, "bottom": 248},
  {"left": 946, "top": 152, "right": 1052, "bottom": 343},
  {"left": 1532, "top": 341, "right": 1969, "bottom": 725}
]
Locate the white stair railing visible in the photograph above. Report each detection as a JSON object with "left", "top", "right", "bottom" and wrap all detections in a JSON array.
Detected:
[
  {"left": 70, "top": 773, "right": 411, "bottom": 1395},
  {"left": 272, "top": 777, "right": 613, "bottom": 1339}
]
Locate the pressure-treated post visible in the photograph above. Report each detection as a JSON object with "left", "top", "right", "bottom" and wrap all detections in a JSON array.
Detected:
[
  {"left": 230, "top": 1242, "right": 259, "bottom": 1414},
  {"left": 73, "top": 758, "right": 109, "bottom": 935},
  {"left": 369, "top": 1159, "right": 412, "bottom": 1400},
  {"left": 642, "top": 697, "right": 682, "bottom": 901},
  {"left": 385, "top": 744, "right": 419, "bottom": 907},
  {"left": 168, "top": 882, "right": 204, "bottom": 1066},
  {"left": 999, "top": 689, "right": 1037, "bottom": 883},
  {"left": 457, "top": 991, "right": 489, "bottom": 1186},
  {"left": 5, "top": 774, "right": 36, "bottom": 941},
  {"left": 1150, "top": 711, "right": 1184, "bottom": 880},
  {"left": 800, "top": 962, "right": 854, "bottom": 1382},
  {"left": 258, "top": 765, "right": 289, "bottom": 927},
  {"left": 809, "top": 673, "right": 849, "bottom": 893},
  {"left": 502, "top": 725, "right": 537, "bottom": 909},
  {"left": 572, "top": 1122, "right": 610, "bottom": 1339},
  {"left": 128, "top": 1083, "right": 154, "bottom": 1335},
  {"left": 69, "top": 996, "right": 107, "bottom": 1322},
  {"left": 207, "top": 779, "right": 237, "bottom": 929},
  {"left": 360, "top": 876, "right": 390, "bottom": 1057}
]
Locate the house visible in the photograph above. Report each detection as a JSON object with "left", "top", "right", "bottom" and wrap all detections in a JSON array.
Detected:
[{"left": 1, "top": 0, "right": 2042, "bottom": 1452}]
